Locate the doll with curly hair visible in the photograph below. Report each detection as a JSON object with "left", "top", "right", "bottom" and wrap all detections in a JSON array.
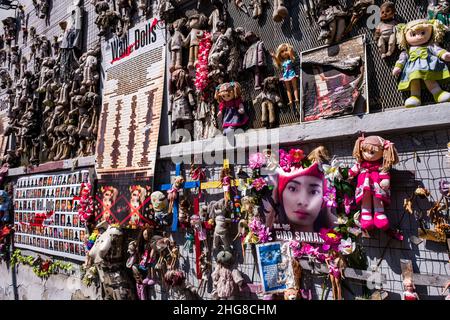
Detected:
[
  {"left": 393, "top": 19, "right": 450, "bottom": 108},
  {"left": 215, "top": 82, "right": 249, "bottom": 135}
]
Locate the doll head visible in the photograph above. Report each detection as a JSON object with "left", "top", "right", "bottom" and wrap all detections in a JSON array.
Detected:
[
  {"left": 173, "top": 176, "right": 185, "bottom": 188},
  {"left": 170, "top": 17, "right": 186, "bottom": 34},
  {"left": 215, "top": 82, "right": 242, "bottom": 102},
  {"left": 403, "top": 278, "right": 415, "bottom": 292},
  {"left": 380, "top": 1, "right": 396, "bottom": 21},
  {"left": 396, "top": 19, "right": 446, "bottom": 50},
  {"left": 187, "top": 12, "right": 207, "bottom": 29},
  {"left": 136, "top": 226, "right": 153, "bottom": 254},
  {"left": 171, "top": 68, "right": 190, "bottom": 92},
  {"left": 151, "top": 191, "right": 168, "bottom": 212},
  {"left": 273, "top": 43, "right": 295, "bottom": 68},
  {"left": 164, "top": 270, "right": 186, "bottom": 287},
  {"left": 352, "top": 135, "right": 399, "bottom": 171}
]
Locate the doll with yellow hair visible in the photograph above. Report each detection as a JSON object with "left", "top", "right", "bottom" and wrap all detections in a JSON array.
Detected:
[
  {"left": 393, "top": 19, "right": 450, "bottom": 108},
  {"left": 271, "top": 43, "right": 299, "bottom": 107}
]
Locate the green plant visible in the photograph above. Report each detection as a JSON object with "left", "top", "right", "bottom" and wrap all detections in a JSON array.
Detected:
[{"left": 10, "top": 249, "right": 72, "bottom": 279}]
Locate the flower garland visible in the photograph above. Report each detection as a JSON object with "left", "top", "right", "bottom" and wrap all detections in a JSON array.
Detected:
[
  {"left": 194, "top": 31, "right": 212, "bottom": 95},
  {"left": 10, "top": 249, "right": 72, "bottom": 279},
  {"left": 78, "top": 182, "right": 94, "bottom": 223}
]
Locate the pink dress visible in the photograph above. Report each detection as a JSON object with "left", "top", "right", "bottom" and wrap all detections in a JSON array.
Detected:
[{"left": 349, "top": 160, "right": 390, "bottom": 205}]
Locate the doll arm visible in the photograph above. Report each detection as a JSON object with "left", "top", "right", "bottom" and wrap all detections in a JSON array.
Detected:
[
  {"left": 253, "top": 92, "right": 262, "bottom": 104},
  {"left": 429, "top": 44, "right": 450, "bottom": 62},
  {"left": 393, "top": 51, "right": 408, "bottom": 76},
  {"left": 238, "top": 100, "right": 245, "bottom": 114},
  {"left": 379, "top": 171, "right": 390, "bottom": 190},
  {"left": 217, "top": 102, "right": 224, "bottom": 116},
  {"left": 232, "top": 268, "right": 245, "bottom": 288},
  {"left": 348, "top": 163, "right": 360, "bottom": 179},
  {"left": 182, "top": 32, "right": 191, "bottom": 47}
]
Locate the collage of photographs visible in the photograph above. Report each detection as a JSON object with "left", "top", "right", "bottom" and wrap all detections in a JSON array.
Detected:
[{"left": 13, "top": 170, "right": 90, "bottom": 261}]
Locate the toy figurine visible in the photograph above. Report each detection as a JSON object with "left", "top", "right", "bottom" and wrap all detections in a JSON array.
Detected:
[
  {"left": 349, "top": 135, "right": 399, "bottom": 230},
  {"left": 316, "top": 0, "right": 347, "bottom": 45},
  {"left": 183, "top": 11, "right": 208, "bottom": 70},
  {"left": 253, "top": 76, "right": 283, "bottom": 128},
  {"left": 167, "top": 176, "right": 185, "bottom": 214},
  {"left": 393, "top": 19, "right": 450, "bottom": 108},
  {"left": 325, "top": 255, "right": 346, "bottom": 300},
  {"left": 178, "top": 198, "right": 191, "bottom": 228},
  {"left": 168, "top": 18, "right": 186, "bottom": 73},
  {"left": 272, "top": 43, "right": 299, "bottom": 107},
  {"left": 300, "top": 0, "right": 316, "bottom": 22},
  {"left": 169, "top": 68, "right": 195, "bottom": 144},
  {"left": 211, "top": 250, "right": 245, "bottom": 300},
  {"left": 243, "top": 32, "right": 266, "bottom": 90},
  {"left": 402, "top": 279, "right": 419, "bottom": 300},
  {"left": 219, "top": 167, "right": 233, "bottom": 202},
  {"left": 374, "top": 1, "right": 397, "bottom": 59},
  {"left": 273, "top": 0, "right": 289, "bottom": 22},
  {"left": 135, "top": 226, "right": 157, "bottom": 291},
  {"left": 215, "top": 82, "right": 249, "bottom": 135},
  {"left": 151, "top": 191, "right": 169, "bottom": 226}
]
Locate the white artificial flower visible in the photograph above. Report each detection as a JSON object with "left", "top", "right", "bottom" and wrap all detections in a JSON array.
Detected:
[
  {"left": 322, "top": 159, "right": 343, "bottom": 181},
  {"left": 337, "top": 215, "right": 349, "bottom": 225},
  {"left": 338, "top": 238, "right": 356, "bottom": 255},
  {"left": 348, "top": 227, "right": 362, "bottom": 237}
]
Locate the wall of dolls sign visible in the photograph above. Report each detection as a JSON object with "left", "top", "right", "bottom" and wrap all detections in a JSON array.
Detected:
[{"left": 13, "top": 170, "right": 90, "bottom": 262}]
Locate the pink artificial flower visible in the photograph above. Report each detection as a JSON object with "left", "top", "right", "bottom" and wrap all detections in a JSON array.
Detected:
[
  {"left": 279, "top": 149, "right": 292, "bottom": 172},
  {"left": 344, "top": 194, "right": 353, "bottom": 215},
  {"left": 252, "top": 177, "right": 267, "bottom": 191},
  {"left": 319, "top": 228, "right": 342, "bottom": 251},
  {"left": 323, "top": 187, "right": 337, "bottom": 208},
  {"left": 289, "top": 149, "right": 305, "bottom": 164},
  {"left": 249, "top": 152, "right": 266, "bottom": 170}
]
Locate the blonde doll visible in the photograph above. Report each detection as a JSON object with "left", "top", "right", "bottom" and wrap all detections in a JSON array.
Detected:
[
  {"left": 215, "top": 82, "right": 249, "bottom": 135},
  {"left": 271, "top": 43, "right": 299, "bottom": 107},
  {"left": 393, "top": 19, "right": 450, "bottom": 108}
]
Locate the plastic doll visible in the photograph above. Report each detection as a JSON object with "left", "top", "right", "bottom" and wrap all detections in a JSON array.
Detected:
[
  {"left": 183, "top": 12, "right": 208, "bottom": 70},
  {"left": 211, "top": 250, "right": 245, "bottom": 300},
  {"left": 271, "top": 43, "right": 299, "bottom": 107},
  {"left": 374, "top": 1, "right": 397, "bottom": 59},
  {"left": 219, "top": 167, "right": 233, "bottom": 202},
  {"left": 151, "top": 191, "right": 169, "bottom": 225},
  {"left": 136, "top": 226, "right": 157, "bottom": 289},
  {"left": 273, "top": 0, "right": 289, "bottom": 22},
  {"left": 253, "top": 76, "right": 283, "bottom": 128},
  {"left": 349, "top": 135, "right": 399, "bottom": 230},
  {"left": 316, "top": 0, "right": 347, "bottom": 44},
  {"left": 402, "top": 279, "right": 419, "bottom": 300},
  {"left": 215, "top": 82, "right": 249, "bottom": 135},
  {"left": 393, "top": 19, "right": 450, "bottom": 108},
  {"left": 168, "top": 18, "right": 186, "bottom": 73},
  {"left": 167, "top": 176, "right": 185, "bottom": 214}
]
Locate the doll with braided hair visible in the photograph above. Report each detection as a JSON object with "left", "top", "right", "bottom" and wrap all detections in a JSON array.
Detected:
[{"left": 349, "top": 135, "right": 399, "bottom": 230}]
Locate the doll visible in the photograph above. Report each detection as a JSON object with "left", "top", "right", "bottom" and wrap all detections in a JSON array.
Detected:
[
  {"left": 249, "top": 0, "right": 267, "bottom": 19},
  {"left": 442, "top": 280, "right": 450, "bottom": 300},
  {"left": 168, "top": 18, "right": 186, "bottom": 73},
  {"left": 374, "top": 1, "right": 397, "bottom": 59},
  {"left": 208, "top": 199, "right": 232, "bottom": 252},
  {"left": 325, "top": 255, "right": 346, "bottom": 300},
  {"left": 402, "top": 279, "right": 419, "bottom": 300},
  {"left": 349, "top": 135, "right": 399, "bottom": 230},
  {"left": 316, "top": 0, "right": 347, "bottom": 45},
  {"left": 219, "top": 167, "right": 233, "bottom": 202},
  {"left": 136, "top": 226, "right": 157, "bottom": 290},
  {"left": 129, "top": 186, "right": 146, "bottom": 229},
  {"left": 243, "top": 32, "right": 266, "bottom": 90},
  {"left": 273, "top": 0, "right": 289, "bottom": 22},
  {"left": 183, "top": 11, "right": 208, "bottom": 70},
  {"left": 167, "top": 176, "right": 185, "bottom": 214},
  {"left": 393, "top": 19, "right": 450, "bottom": 108},
  {"left": 151, "top": 191, "right": 169, "bottom": 225},
  {"left": 253, "top": 76, "right": 284, "bottom": 128},
  {"left": 164, "top": 270, "right": 199, "bottom": 300},
  {"left": 211, "top": 250, "right": 245, "bottom": 300},
  {"left": 215, "top": 82, "right": 249, "bottom": 135},
  {"left": 169, "top": 68, "right": 195, "bottom": 144},
  {"left": 178, "top": 198, "right": 191, "bottom": 228},
  {"left": 272, "top": 43, "right": 299, "bottom": 107}
]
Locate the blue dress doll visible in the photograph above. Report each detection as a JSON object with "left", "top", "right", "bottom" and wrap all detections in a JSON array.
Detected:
[{"left": 272, "top": 43, "right": 299, "bottom": 107}]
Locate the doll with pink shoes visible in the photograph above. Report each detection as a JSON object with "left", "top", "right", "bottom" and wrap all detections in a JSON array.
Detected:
[{"left": 349, "top": 135, "right": 399, "bottom": 231}]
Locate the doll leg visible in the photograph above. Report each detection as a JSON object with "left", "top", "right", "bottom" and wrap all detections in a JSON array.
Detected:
[
  {"left": 175, "top": 50, "right": 182, "bottom": 70},
  {"left": 424, "top": 80, "right": 450, "bottom": 103},
  {"left": 360, "top": 192, "right": 374, "bottom": 230},
  {"left": 261, "top": 101, "right": 269, "bottom": 127},
  {"left": 378, "top": 37, "right": 387, "bottom": 58},
  {"left": 373, "top": 197, "right": 389, "bottom": 230},
  {"left": 387, "top": 33, "right": 396, "bottom": 57},
  {"left": 335, "top": 18, "right": 346, "bottom": 43},
  {"left": 285, "top": 80, "right": 294, "bottom": 106},
  {"left": 404, "top": 79, "right": 422, "bottom": 108},
  {"left": 268, "top": 102, "right": 276, "bottom": 128},
  {"left": 188, "top": 47, "right": 195, "bottom": 69},
  {"left": 254, "top": 67, "right": 261, "bottom": 90},
  {"left": 291, "top": 77, "right": 300, "bottom": 103}
]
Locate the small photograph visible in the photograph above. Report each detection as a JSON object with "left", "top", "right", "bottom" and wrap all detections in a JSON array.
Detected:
[
  {"left": 67, "top": 200, "right": 72, "bottom": 212},
  {"left": 82, "top": 172, "right": 89, "bottom": 183},
  {"left": 65, "top": 187, "right": 70, "bottom": 197},
  {"left": 74, "top": 231, "right": 80, "bottom": 241},
  {"left": 55, "top": 200, "right": 60, "bottom": 212},
  {"left": 62, "top": 175, "right": 68, "bottom": 185},
  {"left": 53, "top": 228, "right": 58, "bottom": 238},
  {"left": 39, "top": 178, "right": 43, "bottom": 186},
  {"left": 69, "top": 229, "right": 74, "bottom": 240},
  {"left": 49, "top": 240, "right": 54, "bottom": 250},
  {"left": 80, "top": 230, "right": 85, "bottom": 241},
  {"left": 73, "top": 214, "right": 78, "bottom": 227},
  {"left": 55, "top": 187, "right": 61, "bottom": 198},
  {"left": 75, "top": 244, "right": 79, "bottom": 255},
  {"left": 69, "top": 243, "right": 74, "bottom": 254},
  {"left": 57, "top": 175, "right": 62, "bottom": 185},
  {"left": 61, "top": 201, "right": 66, "bottom": 212},
  {"left": 66, "top": 216, "right": 72, "bottom": 227},
  {"left": 61, "top": 214, "right": 65, "bottom": 226},
  {"left": 64, "top": 242, "right": 69, "bottom": 253},
  {"left": 58, "top": 241, "right": 63, "bottom": 252},
  {"left": 64, "top": 229, "right": 69, "bottom": 239},
  {"left": 58, "top": 228, "right": 63, "bottom": 239}
]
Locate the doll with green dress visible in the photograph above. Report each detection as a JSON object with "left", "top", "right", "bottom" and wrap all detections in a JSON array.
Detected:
[{"left": 392, "top": 19, "right": 450, "bottom": 108}]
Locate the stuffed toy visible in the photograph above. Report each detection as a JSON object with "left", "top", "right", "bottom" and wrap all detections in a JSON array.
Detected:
[
  {"left": 211, "top": 250, "right": 245, "bottom": 299},
  {"left": 253, "top": 76, "right": 283, "bottom": 128},
  {"left": 349, "top": 135, "right": 399, "bottom": 230},
  {"left": 243, "top": 31, "right": 266, "bottom": 90},
  {"left": 271, "top": 43, "right": 299, "bottom": 107},
  {"left": 151, "top": 191, "right": 169, "bottom": 226},
  {"left": 374, "top": 1, "right": 397, "bottom": 59},
  {"left": 208, "top": 199, "right": 232, "bottom": 251},
  {"left": 284, "top": 287, "right": 300, "bottom": 300},
  {"left": 215, "top": 82, "right": 249, "bottom": 135},
  {"left": 393, "top": 19, "right": 450, "bottom": 108},
  {"left": 273, "top": 0, "right": 289, "bottom": 22},
  {"left": 316, "top": 0, "right": 347, "bottom": 44}
]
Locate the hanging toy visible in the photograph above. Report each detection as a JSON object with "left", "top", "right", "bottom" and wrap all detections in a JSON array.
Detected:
[
  {"left": 167, "top": 176, "right": 185, "bottom": 214},
  {"left": 219, "top": 167, "right": 233, "bottom": 203}
]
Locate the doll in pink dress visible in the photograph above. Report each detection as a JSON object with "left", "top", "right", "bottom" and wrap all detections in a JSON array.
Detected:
[
  {"left": 402, "top": 279, "right": 419, "bottom": 300},
  {"left": 349, "top": 135, "right": 399, "bottom": 230}
]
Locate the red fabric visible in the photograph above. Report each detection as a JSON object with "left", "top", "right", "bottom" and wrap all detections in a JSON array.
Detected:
[{"left": 193, "top": 197, "right": 202, "bottom": 279}]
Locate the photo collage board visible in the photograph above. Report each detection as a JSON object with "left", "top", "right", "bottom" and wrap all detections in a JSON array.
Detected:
[{"left": 13, "top": 170, "right": 90, "bottom": 261}]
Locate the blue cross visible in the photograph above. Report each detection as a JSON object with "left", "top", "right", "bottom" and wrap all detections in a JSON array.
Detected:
[{"left": 158, "top": 163, "right": 200, "bottom": 232}]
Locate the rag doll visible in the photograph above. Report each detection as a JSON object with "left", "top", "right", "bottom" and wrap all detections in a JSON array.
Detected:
[
  {"left": 316, "top": 0, "right": 347, "bottom": 45},
  {"left": 168, "top": 18, "right": 186, "bottom": 72},
  {"left": 349, "top": 135, "right": 399, "bottom": 230},
  {"left": 135, "top": 226, "right": 157, "bottom": 292},
  {"left": 178, "top": 198, "right": 191, "bottom": 228},
  {"left": 183, "top": 12, "right": 208, "bottom": 70},
  {"left": 253, "top": 76, "right": 283, "bottom": 128},
  {"left": 211, "top": 250, "right": 245, "bottom": 299},
  {"left": 272, "top": 0, "right": 289, "bottom": 22},
  {"left": 151, "top": 191, "right": 169, "bottom": 226},
  {"left": 393, "top": 19, "right": 450, "bottom": 108},
  {"left": 272, "top": 43, "right": 299, "bottom": 107},
  {"left": 164, "top": 270, "right": 199, "bottom": 300},
  {"left": 402, "top": 279, "right": 419, "bottom": 300},
  {"left": 243, "top": 32, "right": 266, "bottom": 90},
  {"left": 215, "top": 82, "right": 249, "bottom": 135},
  {"left": 208, "top": 199, "right": 232, "bottom": 252},
  {"left": 374, "top": 1, "right": 397, "bottom": 59}
]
